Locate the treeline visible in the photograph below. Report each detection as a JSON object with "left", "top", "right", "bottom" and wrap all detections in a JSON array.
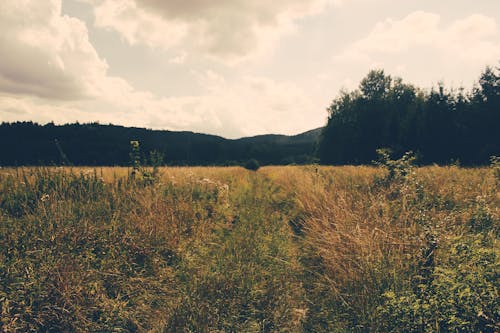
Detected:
[
  {"left": 0, "top": 122, "right": 320, "bottom": 166},
  {"left": 319, "top": 66, "right": 500, "bottom": 165}
]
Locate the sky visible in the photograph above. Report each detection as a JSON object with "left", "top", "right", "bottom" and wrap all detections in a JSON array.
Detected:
[{"left": 0, "top": 0, "right": 499, "bottom": 138}]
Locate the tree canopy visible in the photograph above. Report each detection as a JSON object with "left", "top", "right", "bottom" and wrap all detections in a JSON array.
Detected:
[{"left": 319, "top": 66, "right": 500, "bottom": 165}]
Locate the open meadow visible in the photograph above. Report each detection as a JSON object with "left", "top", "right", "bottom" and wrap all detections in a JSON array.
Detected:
[{"left": 0, "top": 163, "right": 498, "bottom": 332}]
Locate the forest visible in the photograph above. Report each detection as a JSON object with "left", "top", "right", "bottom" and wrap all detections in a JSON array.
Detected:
[
  {"left": 0, "top": 122, "right": 320, "bottom": 166},
  {"left": 319, "top": 66, "right": 499, "bottom": 165}
]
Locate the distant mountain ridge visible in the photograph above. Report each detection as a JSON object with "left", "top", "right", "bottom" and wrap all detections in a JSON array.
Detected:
[
  {"left": 0, "top": 122, "right": 322, "bottom": 166},
  {"left": 236, "top": 127, "right": 323, "bottom": 144}
]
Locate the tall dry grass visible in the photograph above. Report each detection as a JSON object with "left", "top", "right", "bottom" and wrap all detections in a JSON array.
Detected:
[
  {"left": 0, "top": 166, "right": 307, "bottom": 332},
  {"left": 0, "top": 164, "right": 498, "bottom": 332},
  {"left": 263, "top": 164, "right": 499, "bottom": 331}
]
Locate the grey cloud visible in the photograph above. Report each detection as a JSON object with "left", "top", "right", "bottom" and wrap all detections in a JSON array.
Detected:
[
  {"left": 0, "top": 107, "right": 28, "bottom": 115},
  {"left": 0, "top": 36, "right": 85, "bottom": 100},
  {"left": 141, "top": 0, "right": 288, "bottom": 22},
  {"left": 91, "top": 0, "right": 330, "bottom": 61},
  {"left": 144, "top": 0, "right": 327, "bottom": 57},
  {"left": 0, "top": 1, "right": 109, "bottom": 101}
]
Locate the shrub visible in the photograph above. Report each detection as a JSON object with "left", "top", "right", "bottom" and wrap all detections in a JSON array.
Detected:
[
  {"left": 374, "top": 148, "right": 416, "bottom": 183},
  {"left": 377, "top": 235, "right": 499, "bottom": 332},
  {"left": 244, "top": 159, "right": 260, "bottom": 171}
]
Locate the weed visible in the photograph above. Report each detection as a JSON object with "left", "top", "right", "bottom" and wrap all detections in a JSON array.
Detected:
[{"left": 128, "top": 141, "right": 164, "bottom": 185}]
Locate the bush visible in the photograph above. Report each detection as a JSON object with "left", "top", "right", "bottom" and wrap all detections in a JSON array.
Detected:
[
  {"left": 374, "top": 148, "right": 415, "bottom": 183},
  {"left": 244, "top": 159, "right": 260, "bottom": 171},
  {"left": 377, "top": 235, "right": 499, "bottom": 332}
]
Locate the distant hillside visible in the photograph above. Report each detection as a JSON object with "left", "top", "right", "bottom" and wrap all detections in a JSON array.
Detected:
[
  {"left": 237, "top": 127, "right": 323, "bottom": 144},
  {"left": 0, "top": 122, "right": 322, "bottom": 166}
]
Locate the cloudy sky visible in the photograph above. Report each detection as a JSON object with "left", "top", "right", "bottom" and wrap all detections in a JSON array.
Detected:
[{"left": 0, "top": 0, "right": 499, "bottom": 138}]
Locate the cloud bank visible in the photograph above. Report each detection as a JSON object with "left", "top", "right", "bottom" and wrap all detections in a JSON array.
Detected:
[
  {"left": 0, "top": 0, "right": 109, "bottom": 99},
  {"left": 330, "top": 11, "right": 500, "bottom": 89},
  {"left": 84, "top": 0, "right": 333, "bottom": 63}
]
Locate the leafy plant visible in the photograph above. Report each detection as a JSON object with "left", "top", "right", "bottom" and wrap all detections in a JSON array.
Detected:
[
  {"left": 377, "top": 235, "right": 499, "bottom": 332},
  {"left": 128, "top": 141, "right": 164, "bottom": 184},
  {"left": 491, "top": 156, "right": 500, "bottom": 181},
  {"left": 374, "top": 148, "right": 416, "bottom": 183},
  {"left": 129, "top": 140, "right": 141, "bottom": 177}
]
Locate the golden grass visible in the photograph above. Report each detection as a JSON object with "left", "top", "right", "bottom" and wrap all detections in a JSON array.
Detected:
[
  {"left": 0, "top": 165, "right": 498, "bottom": 331},
  {"left": 263, "top": 165, "right": 498, "bottom": 329}
]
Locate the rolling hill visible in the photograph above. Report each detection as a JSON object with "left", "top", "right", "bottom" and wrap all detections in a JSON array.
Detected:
[{"left": 0, "top": 122, "right": 322, "bottom": 166}]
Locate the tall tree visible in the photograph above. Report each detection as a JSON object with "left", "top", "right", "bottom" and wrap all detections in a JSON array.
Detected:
[{"left": 319, "top": 65, "right": 500, "bottom": 165}]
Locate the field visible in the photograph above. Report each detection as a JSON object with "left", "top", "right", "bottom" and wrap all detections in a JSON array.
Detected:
[{"left": 0, "top": 163, "right": 498, "bottom": 332}]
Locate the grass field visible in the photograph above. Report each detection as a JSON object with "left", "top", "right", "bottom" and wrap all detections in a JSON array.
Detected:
[{"left": 0, "top": 163, "right": 498, "bottom": 332}]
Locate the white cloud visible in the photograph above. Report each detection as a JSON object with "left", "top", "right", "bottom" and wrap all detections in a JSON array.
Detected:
[
  {"left": 0, "top": 0, "right": 109, "bottom": 100},
  {"left": 177, "top": 72, "right": 320, "bottom": 137},
  {"left": 91, "top": 0, "right": 188, "bottom": 49},
  {"left": 169, "top": 52, "right": 188, "bottom": 65},
  {"left": 330, "top": 11, "right": 500, "bottom": 88},
  {"left": 351, "top": 11, "right": 500, "bottom": 59},
  {"left": 86, "top": 70, "right": 320, "bottom": 138},
  {"left": 0, "top": 1, "right": 194, "bottom": 132},
  {"left": 0, "top": 0, "right": 322, "bottom": 138},
  {"left": 353, "top": 11, "right": 441, "bottom": 53},
  {"left": 331, "top": 0, "right": 343, "bottom": 7},
  {"left": 83, "top": 0, "right": 333, "bottom": 64},
  {"left": 0, "top": 94, "right": 98, "bottom": 124}
]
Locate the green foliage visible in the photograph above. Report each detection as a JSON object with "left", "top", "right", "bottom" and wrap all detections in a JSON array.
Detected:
[
  {"left": 377, "top": 236, "right": 499, "bottom": 332},
  {"left": 319, "top": 66, "right": 500, "bottom": 165},
  {"left": 148, "top": 149, "right": 164, "bottom": 168},
  {"left": 469, "top": 197, "right": 498, "bottom": 236},
  {"left": 244, "top": 158, "right": 260, "bottom": 171},
  {"left": 370, "top": 160, "right": 499, "bottom": 332},
  {"left": 374, "top": 149, "right": 416, "bottom": 183},
  {"left": 129, "top": 140, "right": 141, "bottom": 174},
  {"left": 491, "top": 156, "right": 500, "bottom": 181},
  {"left": 360, "top": 69, "right": 392, "bottom": 99},
  {"left": 128, "top": 141, "right": 163, "bottom": 184}
]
